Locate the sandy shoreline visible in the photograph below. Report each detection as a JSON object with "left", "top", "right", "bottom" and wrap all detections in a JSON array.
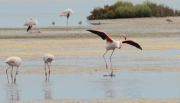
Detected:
[
  {"left": 0, "top": 17, "right": 180, "bottom": 37},
  {"left": 20, "top": 98, "right": 180, "bottom": 103}
]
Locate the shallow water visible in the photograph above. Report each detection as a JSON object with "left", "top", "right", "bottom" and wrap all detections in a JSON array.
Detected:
[
  {"left": 0, "top": 48, "right": 180, "bottom": 74},
  {"left": 1, "top": 71, "right": 180, "bottom": 102}
]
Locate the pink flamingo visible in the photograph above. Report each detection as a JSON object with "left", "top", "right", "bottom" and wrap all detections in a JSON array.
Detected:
[
  {"left": 60, "top": 8, "right": 74, "bottom": 32},
  {"left": 5, "top": 56, "right": 22, "bottom": 84},
  {"left": 87, "top": 30, "right": 142, "bottom": 75},
  {"left": 23, "top": 18, "right": 38, "bottom": 33},
  {"left": 43, "top": 54, "right": 55, "bottom": 81}
]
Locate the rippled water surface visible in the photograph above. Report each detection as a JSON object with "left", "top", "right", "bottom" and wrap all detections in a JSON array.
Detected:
[{"left": 1, "top": 71, "right": 180, "bottom": 102}]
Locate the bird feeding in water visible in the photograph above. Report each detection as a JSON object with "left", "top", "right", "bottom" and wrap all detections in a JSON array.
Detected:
[
  {"left": 23, "top": 18, "right": 38, "bottom": 33},
  {"left": 60, "top": 8, "right": 74, "bottom": 32},
  {"left": 5, "top": 56, "right": 22, "bottom": 84},
  {"left": 87, "top": 30, "right": 142, "bottom": 76},
  {"left": 43, "top": 54, "right": 55, "bottom": 81}
]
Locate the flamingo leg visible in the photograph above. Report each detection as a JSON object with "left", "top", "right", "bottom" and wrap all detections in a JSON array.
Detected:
[
  {"left": 14, "top": 66, "right": 19, "bottom": 84},
  {"left": 6, "top": 66, "right": 11, "bottom": 84},
  {"left": 103, "top": 50, "right": 108, "bottom": 69},
  {"left": 31, "top": 26, "right": 32, "bottom": 33},
  {"left": 110, "top": 50, "right": 115, "bottom": 74},
  {"left": 11, "top": 66, "right": 13, "bottom": 83},
  {"left": 47, "top": 62, "right": 51, "bottom": 81},
  {"left": 44, "top": 62, "right": 47, "bottom": 81},
  {"left": 67, "top": 18, "right": 68, "bottom": 32}
]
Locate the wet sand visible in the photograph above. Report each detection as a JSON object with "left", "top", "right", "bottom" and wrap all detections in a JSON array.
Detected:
[
  {"left": 1, "top": 17, "right": 180, "bottom": 102},
  {"left": 23, "top": 99, "right": 180, "bottom": 103}
]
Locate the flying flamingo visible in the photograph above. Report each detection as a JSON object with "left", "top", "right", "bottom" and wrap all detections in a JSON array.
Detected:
[
  {"left": 5, "top": 56, "right": 22, "bottom": 84},
  {"left": 23, "top": 18, "right": 38, "bottom": 33},
  {"left": 60, "top": 8, "right": 74, "bottom": 32},
  {"left": 43, "top": 54, "right": 55, "bottom": 81},
  {"left": 87, "top": 30, "right": 142, "bottom": 75}
]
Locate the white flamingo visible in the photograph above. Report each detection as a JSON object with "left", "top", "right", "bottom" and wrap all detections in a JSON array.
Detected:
[
  {"left": 87, "top": 30, "right": 142, "bottom": 75},
  {"left": 23, "top": 18, "right": 38, "bottom": 33},
  {"left": 43, "top": 54, "right": 55, "bottom": 81},
  {"left": 60, "top": 8, "right": 74, "bottom": 32},
  {"left": 5, "top": 56, "right": 22, "bottom": 84}
]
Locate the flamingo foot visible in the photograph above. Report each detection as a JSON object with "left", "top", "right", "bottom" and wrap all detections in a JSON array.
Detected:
[
  {"left": 14, "top": 78, "right": 16, "bottom": 84},
  {"left": 109, "top": 73, "right": 115, "bottom": 77},
  {"left": 109, "top": 71, "right": 115, "bottom": 77}
]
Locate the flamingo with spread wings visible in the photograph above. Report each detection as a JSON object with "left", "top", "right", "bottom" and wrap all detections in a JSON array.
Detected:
[{"left": 87, "top": 30, "right": 142, "bottom": 75}]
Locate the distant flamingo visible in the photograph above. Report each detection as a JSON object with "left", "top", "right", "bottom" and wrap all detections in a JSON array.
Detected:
[
  {"left": 60, "top": 8, "right": 74, "bottom": 32},
  {"left": 23, "top": 18, "right": 38, "bottom": 33},
  {"left": 5, "top": 56, "right": 22, "bottom": 84},
  {"left": 43, "top": 54, "right": 55, "bottom": 81},
  {"left": 87, "top": 30, "right": 142, "bottom": 75}
]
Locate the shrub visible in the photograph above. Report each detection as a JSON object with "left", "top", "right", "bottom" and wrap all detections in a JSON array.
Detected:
[{"left": 87, "top": 0, "right": 180, "bottom": 20}]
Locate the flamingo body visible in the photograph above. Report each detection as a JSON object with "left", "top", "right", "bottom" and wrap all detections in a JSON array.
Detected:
[
  {"left": 23, "top": 18, "right": 38, "bottom": 32},
  {"left": 60, "top": 8, "right": 74, "bottom": 17},
  {"left": 87, "top": 29, "right": 142, "bottom": 74},
  {"left": 43, "top": 54, "right": 55, "bottom": 63},
  {"left": 43, "top": 54, "right": 55, "bottom": 81},
  {"left": 5, "top": 56, "right": 22, "bottom": 66},
  {"left": 5, "top": 56, "right": 22, "bottom": 83}
]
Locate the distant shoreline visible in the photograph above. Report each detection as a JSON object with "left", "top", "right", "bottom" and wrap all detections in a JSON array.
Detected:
[{"left": 0, "top": 17, "right": 179, "bottom": 38}]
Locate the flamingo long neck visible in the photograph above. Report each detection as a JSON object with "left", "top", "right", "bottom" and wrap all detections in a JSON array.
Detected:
[
  {"left": 118, "top": 36, "right": 125, "bottom": 49},
  {"left": 120, "top": 36, "right": 126, "bottom": 41}
]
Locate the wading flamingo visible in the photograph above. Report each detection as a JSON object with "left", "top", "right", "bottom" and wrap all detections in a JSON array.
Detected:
[
  {"left": 87, "top": 30, "right": 142, "bottom": 75},
  {"left": 23, "top": 18, "right": 38, "bottom": 33},
  {"left": 43, "top": 54, "right": 55, "bottom": 81},
  {"left": 60, "top": 8, "right": 74, "bottom": 32},
  {"left": 5, "top": 56, "right": 22, "bottom": 84}
]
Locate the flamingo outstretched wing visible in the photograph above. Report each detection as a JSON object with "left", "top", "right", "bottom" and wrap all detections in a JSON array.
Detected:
[
  {"left": 87, "top": 30, "right": 113, "bottom": 43},
  {"left": 122, "top": 40, "right": 142, "bottom": 50}
]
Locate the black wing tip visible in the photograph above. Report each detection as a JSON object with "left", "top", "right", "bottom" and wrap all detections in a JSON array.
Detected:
[{"left": 137, "top": 45, "right": 142, "bottom": 50}]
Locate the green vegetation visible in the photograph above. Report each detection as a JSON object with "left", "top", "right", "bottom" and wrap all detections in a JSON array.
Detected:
[{"left": 87, "top": 0, "right": 180, "bottom": 20}]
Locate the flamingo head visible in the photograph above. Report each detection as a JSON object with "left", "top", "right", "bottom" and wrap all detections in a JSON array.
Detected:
[{"left": 121, "top": 34, "right": 126, "bottom": 40}]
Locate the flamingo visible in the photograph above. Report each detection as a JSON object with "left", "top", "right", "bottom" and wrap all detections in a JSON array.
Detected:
[
  {"left": 87, "top": 30, "right": 142, "bottom": 75},
  {"left": 23, "top": 18, "right": 38, "bottom": 33},
  {"left": 60, "top": 8, "right": 74, "bottom": 32},
  {"left": 43, "top": 54, "right": 55, "bottom": 81},
  {"left": 5, "top": 56, "right": 22, "bottom": 84}
]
